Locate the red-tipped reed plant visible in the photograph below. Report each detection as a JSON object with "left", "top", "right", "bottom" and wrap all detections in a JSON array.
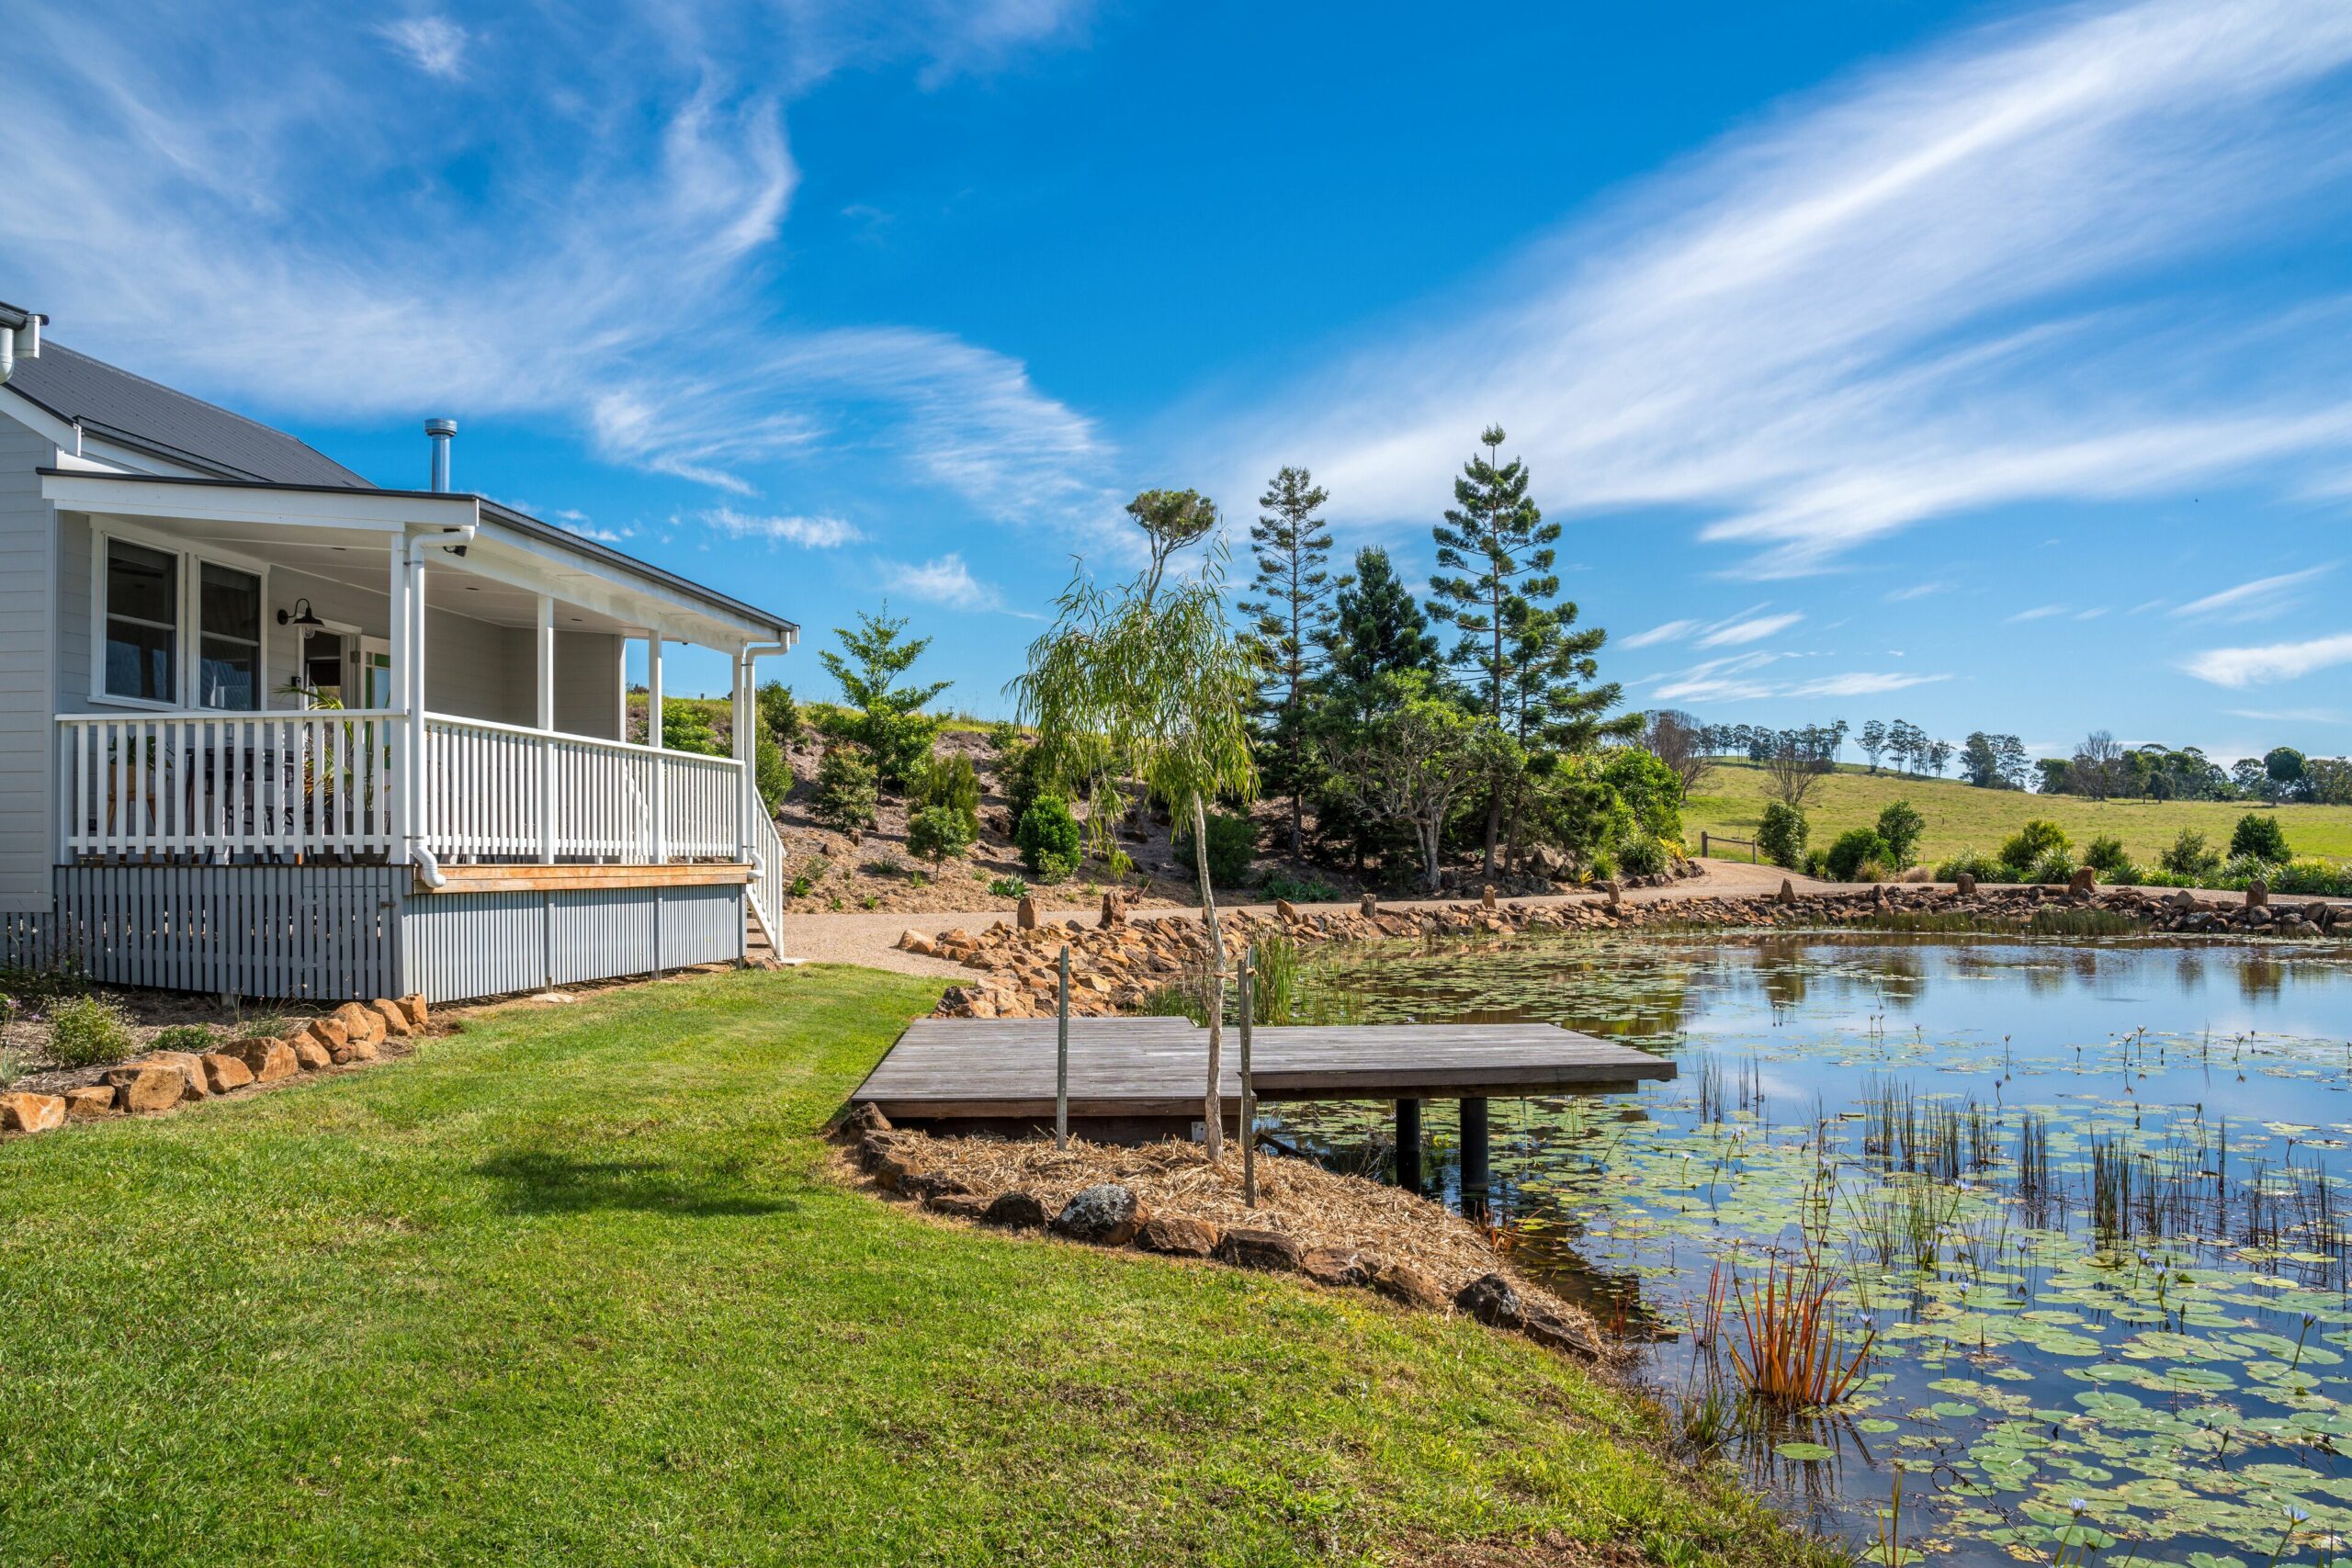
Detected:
[{"left": 1723, "top": 1256, "right": 1876, "bottom": 1408}]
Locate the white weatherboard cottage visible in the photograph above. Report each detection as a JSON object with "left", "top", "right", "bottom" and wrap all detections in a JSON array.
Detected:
[{"left": 0, "top": 302, "right": 795, "bottom": 1002}]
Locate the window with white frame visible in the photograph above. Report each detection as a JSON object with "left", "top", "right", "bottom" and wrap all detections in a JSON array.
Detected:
[{"left": 97, "top": 533, "right": 266, "bottom": 710}]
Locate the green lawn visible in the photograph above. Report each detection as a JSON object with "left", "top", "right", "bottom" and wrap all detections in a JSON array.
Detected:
[
  {"left": 0, "top": 965, "right": 1821, "bottom": 1566},
  {"left": 1686, "top": 760, "right": 2352, "bottom": 869}
]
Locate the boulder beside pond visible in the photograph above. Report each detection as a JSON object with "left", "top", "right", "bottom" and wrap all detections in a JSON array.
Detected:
[
  {"left": 1454, "top": 1272, "right": 1524, "bottom": 1328},
  {"left": 1213, "top": 1228, "right": 1305, "bottom": 1273},
  {"left": 1050, "top": 1184, "right": 1143, "bottom": 1247},
  {"left": 1134, "top": 1214, "right": 1219, "bottom": 1258}
]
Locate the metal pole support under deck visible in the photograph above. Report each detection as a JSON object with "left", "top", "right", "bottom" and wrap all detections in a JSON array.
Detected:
[{"left": 1460, "top": 1095, "right": 1490, "bottom": 1217}]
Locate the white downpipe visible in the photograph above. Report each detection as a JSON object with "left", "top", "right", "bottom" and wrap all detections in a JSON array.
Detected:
[
  {"left": 413, "top": 845, "right": 447, "bottom": 890},
  {"left": 0, "top": 311, "right": 39, "bottom": 387}
]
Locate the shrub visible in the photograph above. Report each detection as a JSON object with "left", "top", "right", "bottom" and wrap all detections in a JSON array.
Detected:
[
  {"left": 2229, "top": 812, "right": 2290, "bottom": 863},
  {"left": 1873, "top": 800, "right": 1925, "bottom": 869},
  {"left": 1259, "top": 870, "right": 1340, "bottom": 905},
  {"left": 48, "top": 995, "right": 135, "bottom": 1067},
  {"left": 1599, "top": 748, "right": 1685, "bottom": 845},
  {"left": 2270, "top": 858, "right": 2352, "bottom": 897},
  {"left": 986, "top": 875, "right": 1027, "bottom": 900},
  {"left": 1174, "top": 810, "right": 1257, "bottom": 887},
  {"left": 2158, "top": 829, "right": 2222, "bottom": 880},
  {"left": 2029, "top": 846, "right": 2079, "bottom": 885},
  {"left": 1618, "top": 833, "right": 1672, "bottom": 878},
  {"left": 993, "top": 733, "right": 1057, "bottom": 829},
  {"left": 918, "top": 751, "right": 981, "bottom": 822},
  {"left": 1801, "top": 849, "right": 1829, "bottom": 879},
  {"left": 1016, "top": 795, "right": 1082, "bottom": 879},
  {"left": 1824, "top": 828, "right": 1892, "bottom": 882},
  {"left": 151, "top": 1023, "right": 214, "bottom": 1053},
  {"left": 1996, "top": 819, "right": 2069, "bottom": 874},
  {"left": 1934, "top": 848, "right": 2002, "bottom": 884},
  {"left": 2081, "top": 835, "right": 2140, "bottom": 882},
  {"left": 812, "top": 747, "right": 879, "bottom": 835},
  {"left": 662, "top": 703, "right": 726, "bottom": 757},
  {"left": 757, "top": 681, "right": 800, "bottom": 746},
  {"left": 754, "top": 735, "right": 793, "bottom": 816},
  {"left": 905, "top": 804, "right": 977, "bottom": 863},
  {"left": 1757, "top": 803, "right": 1809, "bottom": 870}
]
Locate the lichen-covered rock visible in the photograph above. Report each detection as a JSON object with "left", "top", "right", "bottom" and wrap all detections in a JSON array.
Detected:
[
  {"left": 1050, "top": 1184, "right": 1142, "bottom": 1247},
  {"left": 1214, "top": 1227, "right": 1305, "bottom": 1273},
  {"left": 0, "top": 1091, "right": 66, "bottom": 1133},
  {"left": 1134, "top": 1214, "right": 1219, "bottom": 1258},
  {"left": 981, "top": 1191, "right": 1047, "bottom": 1229},
  {"left": 1454, "top": 1272, "right": 1525, "bottom": 1328}
]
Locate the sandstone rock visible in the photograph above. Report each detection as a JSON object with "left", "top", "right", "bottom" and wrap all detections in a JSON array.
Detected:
[
  {"left": 1299, "top": 1247, "right": 1371, "bottom": 1288},
  {"left": 981, "top": 1191, "right": 1047, "bottom": 1229},
  {"left": 1955, "top": 873, "right": 1976, "bottom": 897},
  {"left": 1135, "top": 1214, "right": 1219, "bottom": 1258},
  {"left": 396, "top": 994, "right": 429, "bottom": 1031},
  {"left": 1214, "top": 1227, "right": 1305, "bottom": 1273},
  {"left": 1099, "top": 892, "right": 1125, "bottom": 928},
  {"left": 332, "top": 1001, "right": 386, "bottom": 1047},
  {"left": 1778, "top": 879, "right": 1796, "bottom": 904},
  {"left": 369, "top": 998, "right": 414, "bottom": 1037},
  {"left": 1371, "top": 1261, "right": 1449, "bottom": 1311},
  {"left": 838, "top": 1102, "right": 892, "bottom": 1140},
  {"left": 1050, "top": 1184, "right": 1143, "bottom": 1246},
  {"left": 1015, "top": 897, "right": 1038, "bottom": 931},
  {"left": 305, "top": 1016, "right": 350, "bottom": 1055},
  {"left": 63, "top": 1084, "right": 119, "bottom": 1121},
  {"left": 1454, "top": 1272, "right": 1525, "bottom": 1328},
  {"left": 871, "top": 1154, "right": 911, "bottom": 1192},
  {"left": 2247, "top": 880, "right": 2269, "bottom": 909},
  {"left": 2070, "top": 867, "right": 2098, "bottom": 895},
  {"left": 898, "top": 929, "right": 936, "bottom": 955},
  {"left": 226, "top": 1037, "right": 299, "bottom": 1084},
  {"left": 0, "top": 1092, "right": 65, "bottom": 1133},
  {"left": 142, "top": 1050, "right": 211, "bottom": 1100},
  {"left": 1604, "top": 881, "right": 1623, "bottom": 909},
  {"left": 200, "top": 1053, "right": 254, "bottom": 1093},
  {"left": 329, "top": 1032, "right": 379, "bottom": 1066},
  {"left": 104, "top": 1062, "right": 188, "bottom": 1113},
  {"left": 1359, "top": 894, "right": 1378, "bottom": 917},
  {"left": 855, "top": 1130, "right": 899, "bottom": 1171},
  {"left": 1522, "top": 1307, "right": 1603, "bottom": 1359},
  {"left": 1481, "top": 885, "right": 1497, "bottom": 909},
  {"left": 925, "top": 1191, "right": 991, "bottom": 1219},
  {"left": 1273, "top": 897, "right": 1298, "bottom": 921},
  {"left": 290, "top": 1035, "right": 332, "bottom": 1071}
]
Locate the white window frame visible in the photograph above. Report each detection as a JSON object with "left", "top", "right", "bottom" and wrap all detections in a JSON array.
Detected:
[{"left": 88, "top": 521, "right": 272, "bottom": 713}]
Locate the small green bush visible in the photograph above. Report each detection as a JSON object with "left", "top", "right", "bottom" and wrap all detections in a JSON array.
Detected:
[
  {"left": 2079, "top": 835, "right": 2139, "bottom": 882},
  {"left": 1016, "top": 796, "right": 1082, "bottom": 879},
  {"left": 755, "top": 736, "right": 793, "bottom": 816},
  {"left": 757, "top": 681, "right": 800, "bottom": 746},
  {"left": 1174, "top": 811, "right": 1257, "bottom": 887},
  {"left": 151, "top": 1023, "right": 214, "bottom": 1053},
  {"left": 1824, "top": 828, "right": 1892, "bottom": 882},
  {"left": 2028, "top": 846, "right": 2079, "bottom": 885},
  {"left": 49, "top": 995, "right": 136, "bottom": 1067},
  {"left": 1757, "top": 803, "right": 1809, "bottom": 870},
  {"left": 986, "top": 875, "right": 1027, "bottom": 900},
  {"left": 1617, "top": 833, "right": 1672, "bottom": 878},
  {"left": 918, "top": 751, "right": 981, "bottom": 822},
  {"left": 1259, "top": 870, "right": 1340, "bottom": 904},
  {"left": 1873, "top": 801, "right": 1925, "bottom": 869},
  {"left": 812, "top": 747, "right": 879, "bottom": 835},
  {"left": 1800, "top": 849, "right": 1829, "bottom": 879},
  {"left": 906, "top": 804, "right": 977, "bottom": 863},
  {"left": 2269, "top": 858, "right": 2352, "bottom": 897},
  {"left": 2158, "top": 829, "right": 2221, "bottom": 879},
  {"left": 2229, "top": 812, "right": 2290, "bottom": 863},
  {"left": 1997, "top": 819, "right": 2069, "bottom": 874},
  {"left": 1934, "top": 848, "right": 2002, "bottom": 883},
  {"left": 662, "top": 704, "right": 726, "bottom": 757}
]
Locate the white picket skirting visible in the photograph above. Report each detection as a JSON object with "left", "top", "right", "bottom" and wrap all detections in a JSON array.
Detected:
[
  {"left": 56, "top": 710, "right": 401, "bottom": 863},
  {"left": 57, "top": 710, "right": 746, "bottom": 867}
]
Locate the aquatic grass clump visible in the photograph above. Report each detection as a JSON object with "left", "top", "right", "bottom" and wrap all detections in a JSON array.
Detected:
[
  {"left": 1716, "top": 1258, "right": 1876, "bottom": 1409},
  {"left": 2027, "top": 907, "right": 2143, "bottom": 939}
]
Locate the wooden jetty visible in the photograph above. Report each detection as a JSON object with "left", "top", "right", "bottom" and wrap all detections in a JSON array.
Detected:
[{"left": 850, "top": 1016, "right": 1675, "bottom": 1191}]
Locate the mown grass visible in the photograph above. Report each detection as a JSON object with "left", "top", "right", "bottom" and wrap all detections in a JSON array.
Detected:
[
  {"left": 1687, "top": 759, "right": 2352, "bottom": 868},
  {"left": 0, "top": 965, "right": 1826, "bottom": 1567}
]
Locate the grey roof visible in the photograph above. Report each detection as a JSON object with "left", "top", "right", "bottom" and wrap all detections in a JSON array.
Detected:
[{"left": 4, "top": 340, "right": 371, "bottom": 488}]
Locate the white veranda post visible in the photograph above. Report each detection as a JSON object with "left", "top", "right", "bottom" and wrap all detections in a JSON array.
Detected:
[
  {"left": 399, "top": 531, "right": 430, "bottom": 863},
  {"left": 536, "top": 593, "right": 557, "bottom": 863},
  {"left": 732, "top": 645, "right": 753, "bottom": 863},
  {"left": 387, "top": 533, "right": 410, "bottom": 857},
  {"left": 647, "top": 635, "right": 666, "bottom": 862}
]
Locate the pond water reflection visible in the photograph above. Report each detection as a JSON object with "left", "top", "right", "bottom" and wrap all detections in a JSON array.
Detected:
[{"left": 1276, "top": 932, "right": 2352, "bottom": 1564}]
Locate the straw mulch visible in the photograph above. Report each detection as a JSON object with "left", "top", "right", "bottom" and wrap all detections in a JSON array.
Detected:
[{"left": 875, "top": 1129, "right": 1608, "bottom": 1346}]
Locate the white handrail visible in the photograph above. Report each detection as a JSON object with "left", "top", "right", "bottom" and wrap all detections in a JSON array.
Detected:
[
  {"left": 745, "top": 807, "right": 788, "bottom": 954},
  {"left": 419, "top": 711, "right": 741, "bottom": 865}
]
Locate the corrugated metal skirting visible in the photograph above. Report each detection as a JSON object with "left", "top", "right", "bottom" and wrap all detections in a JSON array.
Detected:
[
  {"left": 53, "top": 864, "right": 407, "bottom": 998},
  {"left": 401, "top": 882, "right": 744, "bottom": 1003}
]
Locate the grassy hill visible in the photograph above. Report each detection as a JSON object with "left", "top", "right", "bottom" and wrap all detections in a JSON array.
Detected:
[{"left": 1684, "top": 760, "right": 2352, "bottom": 868}]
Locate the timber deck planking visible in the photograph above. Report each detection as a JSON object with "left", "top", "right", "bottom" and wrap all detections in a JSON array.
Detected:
[{"left": 851, "top": 1017, "right": 1674, "bottom": 1121}]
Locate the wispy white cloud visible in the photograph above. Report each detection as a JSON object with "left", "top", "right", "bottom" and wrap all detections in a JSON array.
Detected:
[
  {"left": 2004, "top": 604, "right": 2069, "bottom": 624},
  {"left": 884, "top": 551, "right": 1016, "bottom": 612},
  {"left": 1884, "top": 582, "right": 1946, "bottom": 603},
  {"left": 1212, "top": 0, "right": 2352, "bottom": 575},
  {"left": 0, "top": 0, "right": 1107, "bottom": 525},
  {"left": 378, "top": 16, "right": 466, "bottom": 78},
  {"left": 2184, "top": 631, "right": 2352, "bottom": 688},
  {"left": 1786, "top": 671, "right": 1951, "bottom": 699},
  {"left": 705, "top": 507, "right": 861, "bottom": 548},
  {"left": 1621, "top": 618, "right": 1700, "bottom": 649},
  {"left": 2171, "top": 563, "right": 2335, "bottom": 622},
  {"left": 2228, "top": 706, "right": 2345, "bottom": 724},
  {"left": 1646, "top": 649, "right": 1945, "bottom": 705},
  {"left": 1695, "top": 611, "right": 1802, "bottom": 649}
]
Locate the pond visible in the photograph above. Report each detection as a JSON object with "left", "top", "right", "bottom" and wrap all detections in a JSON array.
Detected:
[{"left": 1274, "top": 931, "right": 2352, "bottom": 1565}]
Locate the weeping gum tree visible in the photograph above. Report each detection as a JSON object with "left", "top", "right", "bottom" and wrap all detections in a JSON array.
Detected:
[{"left": 1013, "top": 520, "right": 1258, "bottom": 1160}]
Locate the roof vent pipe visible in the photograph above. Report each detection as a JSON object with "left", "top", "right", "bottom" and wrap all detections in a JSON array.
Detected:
[
  {"left": 0, "top": 310, "right": 40, "bottom": 388},
  {"left": 425, "top": 418, "right": 458, "bottom": 491}
]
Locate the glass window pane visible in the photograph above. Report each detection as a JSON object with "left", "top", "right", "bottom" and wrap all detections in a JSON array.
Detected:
[
  {"left": 106, "top": 540, "right": 177, "bottom": 625},
  {"left": 105, "top": 620, "right": 175, "bottom": 702},
  {"left": 198, "top": 637, "right": 258, "bottom": 711},
  {"left": 301, "top": 630, "right": 345, "bottom": 696},
  {"left": 199, "top": 564, "right": 260, "bottom": 641}
]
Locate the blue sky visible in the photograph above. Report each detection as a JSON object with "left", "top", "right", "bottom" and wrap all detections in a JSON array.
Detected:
[{"left": 7, "top": 0, "right": 2352, "bottom": 762}]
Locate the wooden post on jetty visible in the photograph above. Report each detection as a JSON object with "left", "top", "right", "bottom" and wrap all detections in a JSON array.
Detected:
[
  {"left": 1460, "top": 1096, "right": 1490, "bottom": 1218},
  {"left": 1238, "top": 943, "right": 1257, "bottom": 1208},
  {"left": 1396, "top": 1099, "right": 1421, "bottom": 1195},
  {"left": 1055, "top": 945, "right": 1069, "bottom": 1151}
]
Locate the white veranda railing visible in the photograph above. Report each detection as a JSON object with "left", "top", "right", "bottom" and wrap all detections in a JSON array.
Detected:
[{"left": 418, "top": 713, "right": 742, "bottom": 864}]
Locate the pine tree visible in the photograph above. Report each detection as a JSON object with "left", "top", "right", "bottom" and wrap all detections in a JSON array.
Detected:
[
  {"left": 1238, "top": 467, "right": 1336, "bottom": 859},
  {"left": 818, "top": 605, "right": 952, "bottom": 790},
  {"left": 1321, "top": 547, "right": 1440, "bottom": 718},
  {"left": 1428, "top": 425, "right": 1557, "bottom": 718}
]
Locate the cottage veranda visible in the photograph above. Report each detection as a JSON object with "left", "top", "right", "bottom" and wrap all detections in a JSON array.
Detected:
[{"left": 0, "top": 302, "right": 794, "bottom": 1002}]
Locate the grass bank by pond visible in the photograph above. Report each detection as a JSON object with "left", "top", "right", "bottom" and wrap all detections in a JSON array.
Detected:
[{"left": 0, "top": 964, "right": 1827, "bottom": 1567}]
